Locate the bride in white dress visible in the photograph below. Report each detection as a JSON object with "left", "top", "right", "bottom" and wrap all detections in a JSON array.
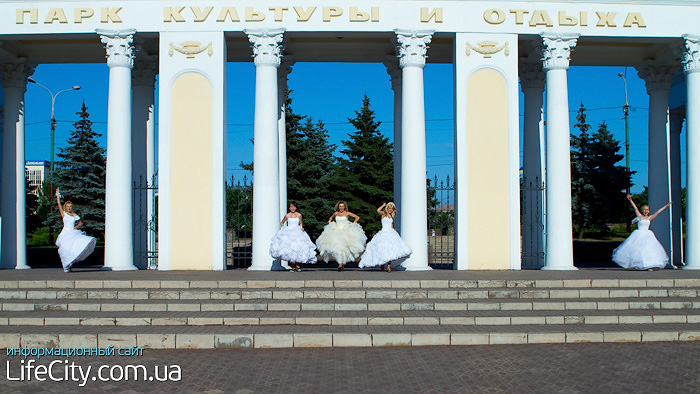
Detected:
[
  {"left": 315, "top": 201, "right": 366, "bottom": 271},
  {"left": 54, "top": 188, "right": 97, "bottom": 272},
  {"left": 359, "top": 202, "right": 412, "bottom": 272},
  {"left": 269, "top": 202, "right": 318, "bottom": 272},
  {"left": 612, "top": 194, "right": 671, "bottom": 270}
]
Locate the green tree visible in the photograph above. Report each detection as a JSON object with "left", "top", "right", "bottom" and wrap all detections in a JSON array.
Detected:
[
  {"left": 333, "top": 95, "right": 393, "bottom": 235},
  {"left": 26, "top": 179, "right": 42, "bottom": 234},
  {"left": 48, "top": 101, "right": 106, "bottom": 240},
  {"left": 236, "top": 91, "right": 337, "bottom": 238},
  {"left": 570, "top": 103, "right": 632, "bottom": 238},
  {"left": 571, "top": 103, "right": 596, "bottom": 238},
  {"left": 285, "top": 93, "right": 336, "bottom": 238},
  {"left": 589, "top": 121, "right": 630, "bottom": 224}
]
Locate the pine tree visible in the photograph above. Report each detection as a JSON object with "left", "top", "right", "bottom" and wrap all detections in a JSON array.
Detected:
[
  {"left": 589, "top": 121, "right": 630, "bottom": 224},
  {"left": 571, "top": 103, "right": 596, "bottom": 238},
  {"left": 570, "top": 104, "right": 632, "bottom": 238},
  {"left": 26, "top": 178, "right": 42, "bottom": 234},
  {"left": 237, "top": 91, "right": 337, "bottom": 238},
  {"left": 47, "top": 101, "right": 106, "bottom": 240},
  {"left": 333, "top": 95, "right": 393, "bottom": 235},
  {"left": 285, "top": 93, "right": 337, "bottom": 238}
]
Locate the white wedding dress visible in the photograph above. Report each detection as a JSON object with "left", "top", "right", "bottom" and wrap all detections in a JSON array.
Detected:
[
  {"left": 612, "top": 219, "right": 668, "bottom": 270},
  {"left": 55, "top": 214, "right": 96, "bottom": 272},
  {"left": 269, "top": 217, "right": 317, "bottom": 264},
  {"left": 315, "top": 216, "right": 367, "bottom": 264},
  {"left": 359, "top": 217, "right": 412, "bottom": 269}
]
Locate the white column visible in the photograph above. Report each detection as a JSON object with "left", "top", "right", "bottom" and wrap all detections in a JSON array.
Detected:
[
  {"left": 519, "top": 62, "right": 546, "bottom": 269},
  {"left": 278, "top": 59, "right": 293, "bottom": 218},
  {"left": 540, "top": 33, "right": 578, "bottom": 271},
  {"left": 247, "top": 29, "right": 284, "bottom": 271},
  {"left": 395, "top": 29, "right": 433, "bottom": 271},
  {"left": 669, "top": 109, "right": 683, "bottom": 266},
  {"left": 637, "top": 64, "right": 676, "bottom": 259},
  {"left": 682, "top": 35, "right": 700, "bottom": 270},
  {"left": 0, "top": 62, "right": 32, "bottom": 269},
  {"left": 131, "top": 59, "right": 157, "bottom": 270},
  {"left": 145, "top": 73, "right": 156, "bottom": 270},
  {"left": 98, "top": 29, "right": 137, "bottom": 271},
  {"left": 277, "top": 58, "right": 293, "bottom": 271},
  {"left": 384, "top": 57, "right": 403, "bottom": 231}
]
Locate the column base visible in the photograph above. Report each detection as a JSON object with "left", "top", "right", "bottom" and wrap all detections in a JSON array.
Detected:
[
  {"left": 248, "top": 263, "right": 273, "bottom": 271},
  {"left": 541, "top": 265, "right": 578, "bottom": 271},
  {"left": 402, "top": 266, "right": 434, "bottom": 271},
  {"left": 0, "top": 265, "right": 31, "bottom": 270},
  {"left": 400, "top": 257, "right": 433, "bottom": 271},
  {"left": 100, "top": 265, "right": 138, "bottom": 271},
  {"left": 273, "top": 259, "right": 291, "bottom": 271}
]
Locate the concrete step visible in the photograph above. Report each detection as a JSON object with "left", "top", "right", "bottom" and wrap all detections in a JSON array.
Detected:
[
  {"left": 3, "top": 309, "right": 700, "bottom": 326},
  {"left": 2, "top": 323, "right": 700, "bottom": 349},
  {"left": 3, "top": 297, "right": 698, "bottom": 312},
  {"left": 3, "top": 276, "right": 700, "bottom": 348},
  {"left": 2, "top": 278, "right": 700, "bottom": 290},
  {"left": 1, "top": 287, "right": 698, "bottom": 301}
]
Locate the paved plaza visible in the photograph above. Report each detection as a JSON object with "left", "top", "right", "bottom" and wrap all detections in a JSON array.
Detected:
[{"left": 2, "top": 342, "right": 700, "bottom": 393}]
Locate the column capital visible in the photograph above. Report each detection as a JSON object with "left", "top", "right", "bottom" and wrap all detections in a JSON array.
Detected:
[
  {"left": 682, "top": 34, "right": 700, "bottom": 74},
  {"left": 383, "top": 55, "right": 402, "bottom": 90},
  {"left": 636, "top": 63, "right": 678, "bottom": 93},
  {"left": 132, "top": 59, "right": 157, "bottom": 87},
  {"left": 0, "top": 61, "right": 34, "bottom": 90},
  {"left": 97, "top": 29, "right": 136, "bottom": 69},
  {"left": 519, "top": 62, "right": 545, "bottom": 92},
  {"left": 540, "top": 33, "right": 579, "bottom": 71},
  {"left": 245, "top": 29, "right": 285, "bottom": 68},
  {"left": 394, "top": 29, "right": 433, "bottom": 69}
]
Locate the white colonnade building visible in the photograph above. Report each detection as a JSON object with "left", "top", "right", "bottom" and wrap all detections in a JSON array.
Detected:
[{"left": 0, "top": 1, "right": 699, "bottom": 271}]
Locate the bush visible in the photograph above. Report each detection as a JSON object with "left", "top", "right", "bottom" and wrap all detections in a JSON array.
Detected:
[{"left": 27, "top": 227, "right": 52, "bottom": 246}]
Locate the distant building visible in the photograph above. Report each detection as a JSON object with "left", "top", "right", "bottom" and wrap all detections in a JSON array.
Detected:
[{"left": 25, "top": 160, "right": 50, "bottom": 195}]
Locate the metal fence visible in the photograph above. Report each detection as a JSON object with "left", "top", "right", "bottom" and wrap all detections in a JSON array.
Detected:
[
  {"left": 521, "top": 176, "right": 545, "bottom": 269},
  {"left": 133, "top": 174, "right": 158, "bottom": 270},
  {"left": 226, "top": 176, "right": 253, "bottom": 268},
  {"left": 427, "top": 176, "right": 455, "bottom": 268},
  {"left": 139, "top": 174, "right": 458, "bottom": 269}
]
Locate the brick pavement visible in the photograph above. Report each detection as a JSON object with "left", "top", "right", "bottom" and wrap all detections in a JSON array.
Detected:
[{"left": 1, "top": 342, "right": 700, "bottom": 393}]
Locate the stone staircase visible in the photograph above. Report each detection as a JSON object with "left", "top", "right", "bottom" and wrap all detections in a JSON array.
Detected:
[{"left": 1, "top": 277, "right": 700, "bottom": 349}]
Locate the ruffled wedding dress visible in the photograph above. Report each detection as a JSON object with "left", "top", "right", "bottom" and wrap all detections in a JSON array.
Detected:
[
  {"left": 612, "top": 219, "right": 669, "bottom": 270},
  {"left": 315, "top": 216, "right": 367, "bottom": 264},
  {"left": 359, "top": 217, "right": 412, "bottom": 269},
  {"left": 269, "top": 218, "right": 318, "bottom": 264},
  {"left": 55, "top": 214, "right": 96, "bottom": 272}
]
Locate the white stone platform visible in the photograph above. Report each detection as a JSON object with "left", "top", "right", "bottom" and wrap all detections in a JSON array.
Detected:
[{"left": 1, "top": 268, "right": 699, "bottom": 349}]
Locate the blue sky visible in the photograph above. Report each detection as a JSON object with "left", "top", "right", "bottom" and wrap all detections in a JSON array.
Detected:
[{"left": 23, "top": 62, "right": 683, "bottom": 194}]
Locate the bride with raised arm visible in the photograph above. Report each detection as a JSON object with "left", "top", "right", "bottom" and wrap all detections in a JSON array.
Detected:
[
  {"left": 55, "top": 188, "right": 97, "bottom": 272},
  {"left": 358, "top": 202, "right": 412, "bottom": 272},
  {"left": 612, "top": 193, "right": 671, "bottom": 270}
]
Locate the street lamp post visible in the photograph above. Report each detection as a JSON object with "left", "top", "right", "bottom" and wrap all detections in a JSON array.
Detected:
[
  {"left": 618, "top": 68, "right": 631, "bottom": 231},
  {"left": 27, "top": 77, "right": 81, "bottom": 173}
]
